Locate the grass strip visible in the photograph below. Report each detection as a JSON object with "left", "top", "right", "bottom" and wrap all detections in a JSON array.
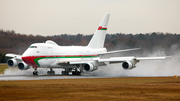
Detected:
[{"left": 0, "top": 77, "right": 180, "bottom": 101}]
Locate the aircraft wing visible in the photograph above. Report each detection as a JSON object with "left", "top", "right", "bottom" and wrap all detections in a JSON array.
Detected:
[
  {"left": 98, "top": 56, "right": 167, "bottom": 64},
  {"left": 98, "top": 57, "right": 136, "bottom": 63},
  {"left": 70, "top": 60, "right": 97, "bottom": 64},
  {"left": 5, "top": 53, "right": 22, "bottom": 60},
  {"left": 136, "top": 57, "right": 167, "bottom": 60},
  {"left": 69, "top": 56, "right": 167, "bottom": 65},
  {"left": 98, "top": 48, "right": 140, "bottom": 55}
]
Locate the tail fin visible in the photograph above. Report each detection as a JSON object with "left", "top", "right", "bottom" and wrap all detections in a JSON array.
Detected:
[{"left": 87, "top": 13, "right": 110, "bottom": 49}]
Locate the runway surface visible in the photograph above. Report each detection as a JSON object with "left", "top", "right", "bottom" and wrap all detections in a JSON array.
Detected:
[{"left": 0, "top": 74, "right": 105, "bottom": 81}]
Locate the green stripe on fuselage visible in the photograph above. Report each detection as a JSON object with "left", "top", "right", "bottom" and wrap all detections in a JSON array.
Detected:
[{"left": 34, "top": 56, "right": 98, "bottom": 67}]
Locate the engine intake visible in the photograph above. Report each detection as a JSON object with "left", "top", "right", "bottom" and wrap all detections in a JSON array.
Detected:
[
  {"left": 122, "top": 61, "right": 135, "bottom": 70},
  {"left": 7, "top": 59, "right": 18, "bottom": 67},
  {"left": 84, "top": 63, "right": 97, "bottom": 72},
  {"left": 18, "top": 62, "right": 30, "bottom": 70}
]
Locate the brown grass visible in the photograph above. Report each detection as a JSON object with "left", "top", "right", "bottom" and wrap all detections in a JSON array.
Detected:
[
  {"left": 0, "top": 64, "right": 8, "bottom": 74},
  {"left": 0, "top": 77, "right": 180, "bottom": 101}
]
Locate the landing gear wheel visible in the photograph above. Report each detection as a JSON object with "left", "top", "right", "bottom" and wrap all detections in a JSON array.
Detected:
[
  {"left": 33, "top": 66, "right": 38, "bottom": 76},
  {"left": 62, "top": 71, "right": 69, "bottom": 75},
  {"left": 77, "top": 71, "right": 81, "bottom": 75},
  {"left": 47, "top": 68, "right": 55, "bottom": 75},
  {"left": 47, "top": 70, "right": 55, "bottom": 75},
  {"left": 72, "top": 71, "right": 75, "bottom": 75},
  {"left": 33, "top": 71, "right": 38, "bottom": 76},
  {"left": 72, "top": 71, "right": 81, "bottom": 75}
]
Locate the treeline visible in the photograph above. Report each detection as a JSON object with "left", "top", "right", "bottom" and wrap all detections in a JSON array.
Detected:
[{"left": 0, "top": 30, "right": 180, "bottom": 63}]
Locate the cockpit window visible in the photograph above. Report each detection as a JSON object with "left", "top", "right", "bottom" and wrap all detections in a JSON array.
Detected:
[{"left": 29, "top": 46, "right": 37, "bottom": 48}]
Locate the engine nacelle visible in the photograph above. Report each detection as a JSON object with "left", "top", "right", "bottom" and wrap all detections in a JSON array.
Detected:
[
  {"left": 18, "top": 62, "right": 30, "bottom": 70},
  {"left": 122, "top": 61, "right": 135, "bottom": 70},
  {"left": 7, "top": 59, "right": 18, "bottom": 67},
  {"left": 83, "top": 63, "right": 98, "bottom": 72}
]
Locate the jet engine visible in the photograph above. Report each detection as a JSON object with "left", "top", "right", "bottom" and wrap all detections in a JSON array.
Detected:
[
  {"left": 83, "top": 63, "right": 98, "bottom": 72},
  {"left": 18, "top": 62, "right": 30, "bottom": 70},
  {"left": 7, "top": 59, "right": 18, "bottom": 67},
  {"left": 122, "top": 61, "right": 136, "bottom": 70}
]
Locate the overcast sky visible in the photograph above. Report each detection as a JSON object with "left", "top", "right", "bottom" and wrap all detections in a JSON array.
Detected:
[{"left": 0, "top": 0, "right": 180, "bottom": 36}]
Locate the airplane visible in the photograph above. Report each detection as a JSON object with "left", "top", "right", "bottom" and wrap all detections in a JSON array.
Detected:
[{"left": 6, "top": 13, "right": 167, "bottom": 76}]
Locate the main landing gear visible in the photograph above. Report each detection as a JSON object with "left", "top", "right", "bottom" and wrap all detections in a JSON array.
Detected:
[
  {"left": 72, "top": 71, "right": 81, "bottom": 75},
  {"left": 32, "top": 67, "right": 81, "bottom": 76},
  {"left": 47, "top": 68, "right": 55, "bottom": 75},
  {"left": 61, "top": 68, "right": 81, "bottom": 75},
  {"left": 62, "top": 70, "right": 81, "bottom": 75},
  {"left": 61, "top": 68, "right": 69, "bottom": 75}
]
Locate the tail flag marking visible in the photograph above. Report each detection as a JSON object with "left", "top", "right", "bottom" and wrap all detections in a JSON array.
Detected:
[{"left": 98, "top": 26, "right": 107, "bottom": 30}]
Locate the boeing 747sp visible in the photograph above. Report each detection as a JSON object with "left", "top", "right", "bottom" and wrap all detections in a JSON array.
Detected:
[{"left": 6, "top": 14, "right": 166, "bottom": 75}]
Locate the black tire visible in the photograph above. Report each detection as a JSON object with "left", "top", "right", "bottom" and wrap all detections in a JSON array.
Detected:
[
  {"left": 61, "top": 71, "right": 64, "bottom": 75},
  {"left": 33, "top": 71, "right": 38, "bottom": 76},
  {"left": 72, "top": 71, "right": 75, "bottom": 75},
  {"left": 36, "top": 72, "right": 38, "bottom": 76}
]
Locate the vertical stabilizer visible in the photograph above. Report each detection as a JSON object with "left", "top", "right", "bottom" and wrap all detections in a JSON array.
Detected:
[{"left": 87, "top": 13, "right": 110, "bottom": 49}]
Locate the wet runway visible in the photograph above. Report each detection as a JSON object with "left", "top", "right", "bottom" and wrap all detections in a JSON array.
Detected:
[{"left": 0, "top": 74, "right": 104, "bottom": 81}]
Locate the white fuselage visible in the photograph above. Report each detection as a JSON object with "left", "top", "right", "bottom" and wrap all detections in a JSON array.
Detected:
[{"left": 22, "top": 42, "right": 107, "bottom": 68}]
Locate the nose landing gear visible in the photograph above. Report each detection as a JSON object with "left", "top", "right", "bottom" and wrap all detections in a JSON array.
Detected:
[{"left": 33, "top": 67, "right": 38, "bottom": 76}]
